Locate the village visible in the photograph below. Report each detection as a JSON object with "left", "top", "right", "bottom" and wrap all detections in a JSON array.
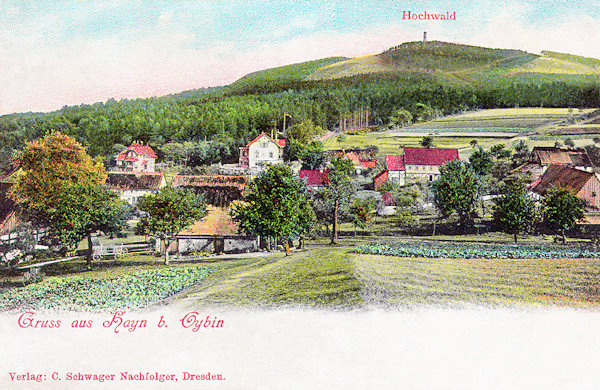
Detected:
[{"left": 2, "top": 104, "right": 600, "bottom": 312}]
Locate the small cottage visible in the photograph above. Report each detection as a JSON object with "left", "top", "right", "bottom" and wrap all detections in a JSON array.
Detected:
[{"left": 531, "top": 164, "right": 600, "bottom": 209}]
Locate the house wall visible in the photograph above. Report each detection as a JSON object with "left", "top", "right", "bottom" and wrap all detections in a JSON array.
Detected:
[
  {"left": 405, "top": 165, "right": 440, "bottom": 182},
  {"left": 388, "top": 170, "right": 406, "bottom": 186},
  {"left": 247, "top": 139, "right": 282, "bottom": 168},
  {"left": 118, "top": 189, "right": 160, "bottom": 206}
]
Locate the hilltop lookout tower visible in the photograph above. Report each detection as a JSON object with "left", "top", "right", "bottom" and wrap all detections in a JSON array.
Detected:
[{"left": 423, "top": 31, "right": 427, "bottom": 43}]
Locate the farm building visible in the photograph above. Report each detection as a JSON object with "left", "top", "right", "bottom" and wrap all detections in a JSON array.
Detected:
[
  {"left": 104, "top": 172, "right": 166, "bottom": 206},
  {"left": 531, "top": 165, "right": 600, "bottom": 209},
  {"left": 115, "top": 142, "right": 157, "bottom": 173},
  {"left": 239, "top": 132, "right": 285, "bottom": 172},
  {"left": 530, "top": 147, "right": 594, "bottom": 172},
  {"left": 172, "top": 175, "right": 247, "bottom": 206},
  {"left": 0, "top": 181, "right": 20, "bottom": 237},
  {"left": 374, "top": 148, "right": 459, "bottom": 188},
  {"left": 404, "top": 147, "right": 460, "bottom": 182}
]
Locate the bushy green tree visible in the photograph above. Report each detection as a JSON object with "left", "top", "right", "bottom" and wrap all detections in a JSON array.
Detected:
[
  {"left": 389, "top": 108, "right": 413, "bottom": 127},
  {"left": 432, "top": 161, "right": 479, "bottom": 223},
  {"left": 469, "top": 147, "right": 493, "bottom": 176},
  {"left": 349, "top": 197, "right": 377, "bottom": 234},
  {"left": 542, "top": 187, "right": 586, "bottom": 243},
  {"left": 231, "top": 165, "right": 314, "bottom": 254},
  {"left": 493, "top": 180, "right": 537, "bottom": 243},
  {"left": 420, "top": 135, "right": 434, "bottom": 148},
  {"left": 52, "top": 183, "right": 130, "bottom": 269},
  {"left": 137, "top": 187, "right": 207, "bottom": 264}
]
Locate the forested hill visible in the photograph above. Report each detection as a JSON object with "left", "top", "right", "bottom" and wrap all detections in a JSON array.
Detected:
[{"left": 1, "top": 40, "right": 599, "bottom": 174}]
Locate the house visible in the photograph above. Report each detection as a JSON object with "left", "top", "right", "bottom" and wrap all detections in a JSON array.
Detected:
[
  {"left": 104, "top": 172, "right": 166, "bottom": 206},
  {"left": 239, "top": 133, "right": 285, "bottom": 171},
  {"left": 298, "top": 170, "right": 329, "bottom": 191},
  {"left": 115, "top": 142, "right": 157, "bottom": 173},
  {"left": 374, "top": 148, "right": 459, "bottom": 188},
  {"left": 172, "top": 175, "right": 247, "bottom": 206},
  {"left": 531, "top": 165, "right": 600, "bottom": 209},
  {"left": 0, "top": 182, "right": 19, "bottom": 237},
  {"left": 404, "top": 147, "right": 460, "bottom": 182},
  {"left": 530, "top": 147, "right": 593, "bottom": 172}
]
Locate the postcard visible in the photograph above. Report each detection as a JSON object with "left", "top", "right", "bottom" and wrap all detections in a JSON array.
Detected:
[{"left": 1, "top": 1, "right": 600, "bottom": 389}]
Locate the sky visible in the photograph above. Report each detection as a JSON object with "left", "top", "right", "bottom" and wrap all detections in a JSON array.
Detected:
[{"left": 1, "top": 0, "right": 599, "bottom": 115}]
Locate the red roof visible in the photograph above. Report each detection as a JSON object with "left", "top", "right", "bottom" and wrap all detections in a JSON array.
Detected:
[
  {"left": 403, "top": 147, "right": 459, "bottom": 166},
  {"left": 360, "top": 160, "right": 377, "bottom": 168},
  {"left": 245, "top": 133, "right": 283, "bottom": 148},
  {"left": 382, "top": 191, "right": 397, "bottom": 206},
  {"left": 299, "top": 170, "right": 330, "bottom": 186},
  {"left": 386, "top": 155, "right": 405, "bottom": 171},
  {"left": 531, "top": 165, "right": 596, "bottom": 195},
  {"left": 116, "top": 143, "right": 157, "bottom": 160}
]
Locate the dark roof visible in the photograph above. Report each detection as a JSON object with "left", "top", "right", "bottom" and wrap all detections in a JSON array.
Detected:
[
  {"left": 172, "top": 175, "right": 247, "bottom": 189},
  {"left": 299, "top": 170, "right": 330, "bottom": 186},
  {"left": 531, "top": 147, "right": 592, "bottom": 167},
  {"left": 404, "top": 147, "right": 460, "bottom": 166},
  {"left": 105, "top": 172, "right": 165, "bottom": 191},
  {"left": 386, "top": 155, "right": 405, "bottom": 171},
  {"left": 531, "top": 165, "right": 596, "bottom": 195},
  {"left": 116, "top": 143, "right": 157, "bottom": 160}
]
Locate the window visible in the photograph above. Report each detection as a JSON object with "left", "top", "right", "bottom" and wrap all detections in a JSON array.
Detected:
[
  {"left": 255, "top": 152, "right": 259, "bottom": 158},
  {"left": 269, "top": 152, "right": 273, "bottom": 158}
]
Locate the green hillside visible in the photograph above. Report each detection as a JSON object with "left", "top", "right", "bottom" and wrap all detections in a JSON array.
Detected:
[
  {"left": 227, "top": 41, "right": 600, "bottom": 91},
  {"left": 225, "top": 57, "right": 347, "bottom": 93}
]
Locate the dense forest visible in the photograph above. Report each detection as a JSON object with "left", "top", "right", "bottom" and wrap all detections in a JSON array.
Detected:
[{"left": 1, "top": 41, "right": 600, "bottom": 174}]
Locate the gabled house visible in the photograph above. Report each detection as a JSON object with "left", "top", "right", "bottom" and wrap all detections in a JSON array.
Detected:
[
  {"left": 386, "top": 155, "right": 406, "bottom": 185},
  {"left": 172, "top": 175, "right": 247, "bottom": 206},
  {"left": 239, "top": 133, "right": 285, "bottom": 171},
  {"left": 104, "top": 172, "right": 166, "bottom": 206},
  {"left": 115, "top": 143, "right": 157, "bottom": 173},
  {"left": 404, "top": 147, "right": 460, "bottom": 182},
  {"left": 531, "top": 164, "right": 600, "bottom": 209}
]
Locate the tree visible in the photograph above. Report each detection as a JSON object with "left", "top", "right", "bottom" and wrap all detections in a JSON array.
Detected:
[
  {"left": 286, "top": 119, "right": 323, "bottom": 144},
  {"left": 493, "top": 180, "right": 537, "bottom": 243},
  {"left": 348, "top": 197, "right": 377, "bottom": 234},
  {"left": 431, "top": 161, "right": 479, "bottom": 223},
  {"left": 542, "top": 187, "right": 586, "bottom": 243},
  {"left": 321, "top": 156, "right": 356, "bottom": 244},
  {"left": 511, "top": 140, "right": 530, "bottom": 168},
  {"left": 300, "top": 141, "right": 326, "bottom": 170},
  {"left": 51, "top": 183, "right": 129, "bottom": 269},
  {"left": 137, "top": 187, "right": 207, "bottom": 264},
  {"left": 420, "top": 136, "right": 434, "bottom": 148},
  {"left": 389, "top": 108, "right": 413, "bottom": 127},
  {"left": 10, "top": 131, "right": 106, "bottom": 223},
  {"left": 231, "top": 165, "right": 314, "bottom": 254},
  {"left": 468, "top": 147, "right": 493, "bottom": 176}
]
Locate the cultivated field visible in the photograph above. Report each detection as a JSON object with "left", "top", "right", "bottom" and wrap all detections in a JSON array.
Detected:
[{"left": 409, "top": 108, "right": 594, "bottom": 130}]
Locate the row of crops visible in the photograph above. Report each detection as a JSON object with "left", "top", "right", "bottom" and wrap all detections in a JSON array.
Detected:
[
  {"left": 0, "top": 266, "right": 209, "bottom": 311},
  {"left": 351, "top": 241, "right": 600, "bottom": 259}
]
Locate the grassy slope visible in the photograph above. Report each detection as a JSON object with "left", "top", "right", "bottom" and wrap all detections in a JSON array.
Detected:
[{"left": 224, "top": 41, "right": 600, "bottom": 94}]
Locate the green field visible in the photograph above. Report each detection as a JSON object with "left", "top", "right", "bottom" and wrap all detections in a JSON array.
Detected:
[{"left": 3, "top": 240, "right": 599, "bottom": 310}]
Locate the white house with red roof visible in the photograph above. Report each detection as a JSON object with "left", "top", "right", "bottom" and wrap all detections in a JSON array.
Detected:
[
  {"left": 239, "top": 132, "right": 285, "bottom": 171},
  {"left": 115, "top": 142, "right": 157, "bottom": 173},
  {"left": 404, "top": 147, "right": 459, "bottom": 182},
  {"left": 375, "top": 147, "right": 459, "bottom": 189}
]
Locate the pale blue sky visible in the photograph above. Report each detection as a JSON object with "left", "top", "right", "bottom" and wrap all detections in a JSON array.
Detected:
[{"left": 1, "top": 0, "right": 599, "bottom": 114}]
